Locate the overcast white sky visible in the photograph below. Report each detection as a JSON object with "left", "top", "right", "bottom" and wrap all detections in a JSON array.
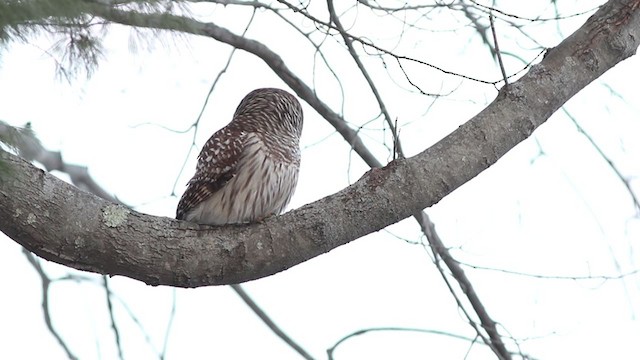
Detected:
[{"left": 1, "top": 1, "right": 640, "bottom": 359}]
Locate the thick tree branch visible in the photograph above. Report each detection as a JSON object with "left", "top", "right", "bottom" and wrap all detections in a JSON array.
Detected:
[
  {"left": 0, "top": 129, "right": 313, "bottom": 358},
  {"left": 1, "top": 0, "right": 639, "bottom": 288}
]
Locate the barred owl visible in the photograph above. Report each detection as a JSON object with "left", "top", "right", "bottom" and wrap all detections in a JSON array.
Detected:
[{"left": 176, "top": 88, "right": 303, "bottom": 225}]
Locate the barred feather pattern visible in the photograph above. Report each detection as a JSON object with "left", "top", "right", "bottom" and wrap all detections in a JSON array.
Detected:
[{"left": 176, "top": 88, "right": 303, "bottom": 225}]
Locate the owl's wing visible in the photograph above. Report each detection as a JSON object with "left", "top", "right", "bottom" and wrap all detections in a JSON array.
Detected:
[{"left": 175, "top": 128, "right": 247, "bottom": 220}]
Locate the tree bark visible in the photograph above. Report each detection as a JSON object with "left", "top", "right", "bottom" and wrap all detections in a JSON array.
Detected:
[{"left": 1, "top": 0, "right": 639, "bottom": 287}]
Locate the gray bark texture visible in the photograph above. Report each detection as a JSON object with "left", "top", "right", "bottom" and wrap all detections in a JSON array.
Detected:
[{"left": 1, "top": 0, "right": 639, "bottom": 287}]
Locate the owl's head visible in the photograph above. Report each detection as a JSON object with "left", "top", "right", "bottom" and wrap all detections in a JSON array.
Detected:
[{"left": 232, "top": 88, "right": 303, "bottom": 138}]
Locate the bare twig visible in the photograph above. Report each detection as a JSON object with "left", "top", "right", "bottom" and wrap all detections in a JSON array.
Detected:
[
  {"left": 161, "top": 289, "right": 177, "bottom": 360},
  {"left": 278, "top": 0, "right": 531, "bottom": 85},
  {"left": 562, "top": 107, "right": 640, "bottom": 213},
  {"left": 459, "top": 261, "right": 640, "bottom": 281},
  {"left": 23, "top": 249, "right": 78, "bottom": 360},
  {"left": 415, "top": 215, "right": 500, "bottom": 358},
  {"left": 327, "top": 0, "right": 404, "bottom": 157},
  {"left": 490, "top": 13, "right": 509, "bottom": 87},
  {"left": 468, "top": 0, "right": 599, "bottom": 23},
  {"left": 230, "top": 284, "right": 315, "bottom": 360},
  {"left": 461, "top": 3, "right": 493, "bottom": 55},
  {"left": 102, "top": 276, "right": 125, "bottom": 360},
  {"left": 109, "top": 294, "right": 162, "bottom": 358},
  {"left": 327, "top": 326, "right": 493, "bottom": 360}
]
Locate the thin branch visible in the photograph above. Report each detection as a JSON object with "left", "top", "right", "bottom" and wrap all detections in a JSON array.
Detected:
[
  {"left": 326, "top": 0, "right": 404, "bottom": 157},
  {"left": 277, "top": 0, "right": 532, "bottom": 85},
  {"left": 230, "top": 284, "right": 315, "bottom": 360},
  {"left": 490, "top": 13, "right": 509, "bottom": 87},
  {"left": 109, "top": 294, "right": 162, "bottom": 358},
  {"left": 438, "top": 248, "right": 509, "bottom": 358},
  {"left": 459, "top": 261, "right": 640, "bottom": 281},
  {"left": 22, "top": 249, "right": 78, "bottom": 360},
  {"left": 354, "top": 0, "right": 448, "bottom": 12},
  {"left": 460, "top": 0, "right": 503, "bottom": 63},
  {"left": 102, "top": 276, "right": 124, "bottom": 360},
  {"left": 562, "top": 107, "right": 640, "bottom": 214},
  {"left": 414, "top": 212, "right": 509, "bottom": 359},
  {"left": 161, "top": 289, "right": 177, "bottom": 360},
  {"left": 326, "top": 326, "right": 495, "bottom": 360},
  {"left": 468, "top": 0, "right": 600, "bottom": 23}
]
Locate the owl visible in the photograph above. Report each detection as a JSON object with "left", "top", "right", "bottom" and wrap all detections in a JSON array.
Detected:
[{"left": 176, "top": 88, "right": 303, "bottom": 225}]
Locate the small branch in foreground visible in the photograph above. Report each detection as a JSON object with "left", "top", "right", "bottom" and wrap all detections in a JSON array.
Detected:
[
  {"left": 103, "top": 276, "right": 124, "bottom": 360},
  {"left": 230, "top": 284, "right": 315, "bottom": 360},
  {"left": 562, "top": 107, "right": 640, "bottom": 214},
  {"left": 326, "top": 326, "right": 496, "bottom": 360},
  {"left": 415, "top": 212, "right": 512, "bottom": 360},
  {"left": 490, "top": 13, "right": 509, "bottom": 87},
  {"left": 161, "top": 289, "right": 177, "bottom": 360},
  {"left": 23, "top": 249, "right": 78, "bottom": 360}
]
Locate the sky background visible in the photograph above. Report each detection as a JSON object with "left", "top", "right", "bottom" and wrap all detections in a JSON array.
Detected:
[{"left": 1, "top": 1, "right": 639, "bottom": 359}]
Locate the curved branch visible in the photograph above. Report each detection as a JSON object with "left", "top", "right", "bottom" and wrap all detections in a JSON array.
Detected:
[
  {"left": 91, "top": 5, "right": 385, "bottom": 168},
  {"left": 1, "top": 0, "right": 638, "bottom": 288},
  {"left": 326, "top": 326, "right": 489, "bottom": 360}
]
